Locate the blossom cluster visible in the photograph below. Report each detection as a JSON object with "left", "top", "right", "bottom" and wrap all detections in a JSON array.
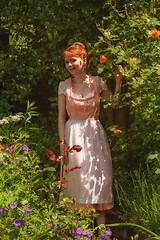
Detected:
[
  {"left": 21, "top": 205, "right": 32, "bottom": 213},
  {"left": 1, "top": 202, "right": 32, "bottom": 227},
  {"left": 99, "top": 230, "right": 112, "bottom": 239},
  {"left": 60, "top": 227, "right": 93, "bottom": 239},
  {"left": 11, "top": 218, "right": 25, "bottom": 227},
  {"left": 70, "top": 228, "right": 93, "bottom": 239},
  {"left": 0, "top": 115, "right": 21, "bottom": 125},
  {"left": 150, "top": 29, "right": 160, "bottom": 38},
  {"left": 9, "top": 145, "right": 29, "bottom": 152}
]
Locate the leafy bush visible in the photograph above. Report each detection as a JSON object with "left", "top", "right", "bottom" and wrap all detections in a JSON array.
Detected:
[
  {"left": 90, "top": 0, "right": 160, "bottom": 171},
  {"left": 0, "top": 102, "right": 113, "bottom": 240}
]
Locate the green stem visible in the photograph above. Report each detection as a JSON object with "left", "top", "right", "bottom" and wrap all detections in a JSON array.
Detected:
[{"left": 106, "top": 223, "right": 159, "bottom": 238}]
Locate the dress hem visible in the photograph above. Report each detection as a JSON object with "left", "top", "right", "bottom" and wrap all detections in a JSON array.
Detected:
[{"left": 68, "top": 202, "right": 114, "bottom": 211}]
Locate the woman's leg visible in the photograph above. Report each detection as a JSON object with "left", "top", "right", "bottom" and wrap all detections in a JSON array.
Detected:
[{"left": 96, "top": 210, "right": 106, "bottom": 237}]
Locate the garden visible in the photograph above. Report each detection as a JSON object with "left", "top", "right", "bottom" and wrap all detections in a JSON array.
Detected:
[{"left": 0, "top": 0, "right": 160, "bottom": 239}]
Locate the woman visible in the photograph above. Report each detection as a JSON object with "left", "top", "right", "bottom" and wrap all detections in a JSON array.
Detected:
[{"left": 58, "top": 42, "right": 122, "bottom": 231}]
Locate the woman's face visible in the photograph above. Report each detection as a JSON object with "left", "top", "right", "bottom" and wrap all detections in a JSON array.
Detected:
[{"left": 65, "top": 55, "right": 86, "bottom": 76}]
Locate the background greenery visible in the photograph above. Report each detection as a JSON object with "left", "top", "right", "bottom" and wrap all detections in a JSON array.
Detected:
[{"left": 0, "top": 0, "right": 160, "bottom": 238}]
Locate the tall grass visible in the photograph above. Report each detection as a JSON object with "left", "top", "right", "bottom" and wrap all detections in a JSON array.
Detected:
[{"left": 115, "top": 169, "right": 160, "bottom": 234}]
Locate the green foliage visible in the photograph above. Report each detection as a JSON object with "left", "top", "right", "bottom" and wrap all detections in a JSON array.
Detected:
[
  {"left": 114, "top": 168, "right": 160, "bottom": 234},
  {"left": 0, "top": 103, "right": 104, "bottom": 240},
  {"left": 90, "top": 0, "right": 160, "bottom": 172},
  {"left": 0, "top": 0, "right": 105, "bottom": 114}
]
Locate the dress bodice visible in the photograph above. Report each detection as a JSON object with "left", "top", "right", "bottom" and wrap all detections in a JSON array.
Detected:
[{"left": 65, "top": 76, "right": 100, "bottom": 120}]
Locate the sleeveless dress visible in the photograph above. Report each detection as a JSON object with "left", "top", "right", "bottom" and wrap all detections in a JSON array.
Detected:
[{"left": 58, "top": 76, "right": 114, "bottom": 211}]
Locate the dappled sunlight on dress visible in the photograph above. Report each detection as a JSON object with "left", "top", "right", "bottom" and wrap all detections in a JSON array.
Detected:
[{"left": 58, "top": 76, "right": 114, "bottom": 210}]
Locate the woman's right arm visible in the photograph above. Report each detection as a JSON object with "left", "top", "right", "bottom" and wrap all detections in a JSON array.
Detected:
[{"left": 58, "top": 93, "right": 68, "bottom": 165}]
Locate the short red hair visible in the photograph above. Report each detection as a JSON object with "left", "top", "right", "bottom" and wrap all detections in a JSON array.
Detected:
[{"left": 63, "top": 42, "right": 87, "bottom": 60}]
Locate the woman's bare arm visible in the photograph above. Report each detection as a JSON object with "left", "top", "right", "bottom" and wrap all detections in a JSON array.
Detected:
[
  {"left": 101, "top": 68, "right": 122, "bottom": 107},
  {"left": 58, "top": 93, "right": 68, "bottom": 165}
]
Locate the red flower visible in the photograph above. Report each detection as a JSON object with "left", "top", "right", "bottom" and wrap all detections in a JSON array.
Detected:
[
  {"left": 116, "top": 65, "right": 122, "bottom": 70},
  {"left": 157, "top": 31, "right": 160, "bottom": 37},
  {"left": 72, "top": 196, "right": 76, "bottom": 203},
  {"left": 140, "top": 10, "right": 143, "bottom": 14},
  {"left": 71, "top": 145, "right": 82, "bottom": 152},
  {"left": 58, "top": 140, "right": 65, "bottom": 145},
  {"left": 69, "top": 166, "right": 81, "bottom": 172},
  {"left": 150, "top": 29, "right": 160, "bottom": 38},
  {"left": 100, "top": 55, "right": 107, "bottom": 63},
  {"left": 58, "top": 177, "right": 69, "bottom": 183},
  {"left": 46, "top": 150, "right": 57, "bottom": 161}
]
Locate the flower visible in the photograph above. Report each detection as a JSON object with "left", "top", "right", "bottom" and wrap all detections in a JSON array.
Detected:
[
  {"left": 105, "top": 230, "right": 112, "bottom": 238},
  {"left": 100, "top": 55, "right": 107, "bottom": 63},
  {"left": 0, "top": 207, "right": 5, "bottom": 213},
  {"left": 8, "top": 202, "right": 17, "bottom": 209},
  {"left": 9, "top": 145, "right": 14, "bottom": 151},
  {"left": 69, "top": 145, "right": 82, "bottom": 152},
  {"left": 0, "top": 118, "right": 9, "bottom": 125},
  {"left": 46, "top": 150, "right": 57, "bottom": 161},
  {"left": 21, "top": 205, "right": 32, "bottom": 213},
  {"left": 70, "top": 228, "right": 75, "bottom": 235},
  {"left": 140, "top": 10, "right": 143, "bottom": 14},
  {"left": 48, "top": 221, "right": 57, "bottom": 227},
  {"left": 110, "top": 127, "right": 122, "bottom": 134},
  {"left": 21, "top": 200, "right": 28, "bottom": 205},
  {"left": 58, "top": 140, "right": 65, "bottom": 145},
  {"left": 76, "top": 228, "right": 83, "bottom": 236},
  {"left": 72, "top": 145, "right": 82, "bottom": 152},
  {"left": 11, "top": 218, "right": 25, "bottom": 227},
  {"left": 20, "top": 145, "right": 28, "bottom": 151},
  {"left": 9, "top": 115, "right": 21, "bottom": 122},
  {"left": 150, "top": 29, "right": 160, "bottom": 38},
  {"left": 69, "top": 166, "right": 81, "bottom": 171},
  {"left": 72, "top": 196, "right": 76, "bottom": 203}
]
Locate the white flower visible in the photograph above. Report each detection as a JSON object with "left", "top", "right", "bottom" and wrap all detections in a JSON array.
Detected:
[
  {"left": 0, "top": 118, "right": 9, "bottom": 125},
  {"left": 21, "top": 200, "right": 28, "bottom": 205},
  {"left": 0, "top": 136, "right": 3, "bottom": 141},
  {"left": 9, "top": 115, "right": 22, "bottom": 122}
]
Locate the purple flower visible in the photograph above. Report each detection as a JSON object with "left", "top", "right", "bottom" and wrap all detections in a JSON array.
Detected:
[
  {"left": 9, "top": 145, "right": 14, "bottom": 151},
  {"left": 48, "top": 221, "right": 57, "bottom": 228},
  {"left": 105, "top": 230, "right": 112, "bottom": 238},
  {"left": 99, "top": 236, "right": 105, "bottom": 240},
  {"left": 70, "top": 228, "right": 75, "bottom": 235},
  {"left": 60, "top": 230, "right": 67, "bottom": 237},
  {"left": 76, "top": 228, "right": 82, "bottom": 236},
  {"left": 8, "top": 202, "right": 17, "bottom": 209},
  {"left": 0, "top": 207, "right": 5, "bottom": 213},
  {"left": 73, "top": 217, "right": 78, "bottom": 221},
  {"left": 20, "top": 145, "right": 28, "bottom": 151},
  {"left": 21, "top": 205, "right": 32, "bottom": 214},
  {"left": 11, "top": 218, "right": 25, "bottom": 227}
]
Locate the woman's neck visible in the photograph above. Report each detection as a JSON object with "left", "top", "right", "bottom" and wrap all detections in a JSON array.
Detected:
[{"left": 72, "top": 72, "right": 88, "bottom": 84}]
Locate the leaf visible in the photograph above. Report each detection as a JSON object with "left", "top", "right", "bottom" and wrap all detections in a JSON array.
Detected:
[{"left": 97, "top": 67, "right": 104, "bottom": 74}]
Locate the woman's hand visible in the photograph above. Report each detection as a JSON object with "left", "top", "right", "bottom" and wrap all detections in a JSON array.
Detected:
[
  {"left": 60, "top": 143, "right": 69, "bottom": 166},
  {"left": 115, "top": 65, "right": 123, "bottom": 85}
]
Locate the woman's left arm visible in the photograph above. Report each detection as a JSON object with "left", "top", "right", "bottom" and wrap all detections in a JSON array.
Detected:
[
  {"left": 100, "top": 66, "right": 123, "bottom": 107},
  {"left": 112, "top": 66, "right": 123, "bottom": 107}
]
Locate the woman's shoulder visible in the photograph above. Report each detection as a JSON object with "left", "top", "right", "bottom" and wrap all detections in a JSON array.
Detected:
[
  {"left": 58, "top": 81, "right": 66, "bottom": 95},
  {"left": 92, "top": 76, "right": 108, "bottom": 93}
]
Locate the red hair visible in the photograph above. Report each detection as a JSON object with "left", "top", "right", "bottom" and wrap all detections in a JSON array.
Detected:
[{"left": 63, "top": 42, "right": 87, "bottom": 60}]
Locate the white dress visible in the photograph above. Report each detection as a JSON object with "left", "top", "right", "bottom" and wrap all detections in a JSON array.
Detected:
[{"left": 58, "top": 76, "right": 114, "bottom": 210}]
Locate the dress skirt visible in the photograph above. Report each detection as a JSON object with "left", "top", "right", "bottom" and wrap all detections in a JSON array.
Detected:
[{"left": 64, "top": 119, "right": 114, "bottom": 211}]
